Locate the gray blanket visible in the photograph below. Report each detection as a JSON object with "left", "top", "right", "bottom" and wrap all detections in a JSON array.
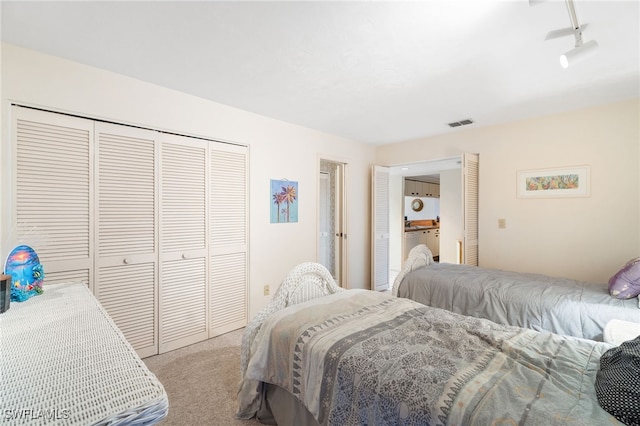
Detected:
[
  {"left": 238, "top": 290, "right": 621, "bottom": 425},
  {"left": 397, "top": 263, "right": 640, "bottom": 341}
]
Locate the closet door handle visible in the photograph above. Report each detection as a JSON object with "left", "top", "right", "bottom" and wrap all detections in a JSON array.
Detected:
[
  {"left": 181, "top": 253, "right": 188, "bottom": 259},
  {"left": 123, "top": 258, "right": 130, "bottom": 264}
]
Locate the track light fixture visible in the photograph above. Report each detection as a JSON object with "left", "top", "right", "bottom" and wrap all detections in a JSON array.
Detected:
[
  {"left": 560, "top": 39, "right": 599, "bottom": 69},
  {"left": 540, "top": 0, "right": 599, "bottom": 68}
]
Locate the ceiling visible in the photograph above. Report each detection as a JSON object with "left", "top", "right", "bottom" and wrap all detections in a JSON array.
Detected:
[{"left": 1, "top": 1, "right": 638, "bottom": 146}]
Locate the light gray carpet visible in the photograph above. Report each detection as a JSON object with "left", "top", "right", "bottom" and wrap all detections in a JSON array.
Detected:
[{"left": 144, "top": 328, "right": 262, "bottom": 426}]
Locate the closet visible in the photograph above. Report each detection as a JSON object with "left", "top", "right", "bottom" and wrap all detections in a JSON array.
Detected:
[{"left": 11, "top": 106, "right": 248, "bottom": 357}]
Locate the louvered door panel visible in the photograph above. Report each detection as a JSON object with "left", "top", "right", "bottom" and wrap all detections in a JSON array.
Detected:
[
  {"left": 210, "top": 252, "right": 247, "bottom": 335},
  {"left": 161, "top": 140, "right": 207, "bottom": 253},
  {"left": 210, "top": 143, "right": 248, "bottom": 337},
  {"left": 96, "top": 124, "right": 156, "bottom": 257},
  {"left": 372, "top": 166, "right": 390, "bottom": 291},
  {"left": 210, "top": 146, "right": 247, "bottom": 253},
  {"left": 13, "top": 107, "right": 93, "bottom": 282},
  {"left": 159, "top": 135, "right": 209, "bottom": 353},
  {"left": 97, "top": 263, "right": 157, "bottom": 358},
  {"left": 463, "top": 153, "right": 479, "bottom": 266},
  {"left": 95, "top": 122, "right": 158, "bottom": 357},
  {"left": 42, "top": 270, "right": 90, "bottom": 286},
  {"left": 159, "top": 257, "right": 207, "bottom": 353}
]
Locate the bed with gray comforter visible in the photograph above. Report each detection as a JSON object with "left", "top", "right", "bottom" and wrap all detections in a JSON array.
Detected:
[
  {"left": 238, "top": 289, "right": 622, "bottom": 425},
  {"left": 395, "top": 262, "right": 640, "bottom": 341}
]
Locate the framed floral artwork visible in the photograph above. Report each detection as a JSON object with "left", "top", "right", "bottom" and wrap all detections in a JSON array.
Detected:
[{"left": 517, "top": 166, "right": 590, "bottom": 198}]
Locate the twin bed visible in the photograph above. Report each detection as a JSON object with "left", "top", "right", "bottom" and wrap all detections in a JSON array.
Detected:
[
  {"left": 393, "top": 245, "right": 640, "bottom": 342},
  {"left": 237, "top": 262, "right": 634, "bottom": 426}
]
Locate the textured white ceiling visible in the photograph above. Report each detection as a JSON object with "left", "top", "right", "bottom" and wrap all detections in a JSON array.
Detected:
[{"left": 2, "top": 1, "right": 638, "bottom": 145}]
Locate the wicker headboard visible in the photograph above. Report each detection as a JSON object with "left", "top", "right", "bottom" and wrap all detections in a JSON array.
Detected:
[
  {"left": 281, "top": 262, "right": 344, "bottom": 305},
  {"left": 392, "top": 244, "right": 434, "bottom": 296},
  {"left": 240, "top": 262, "right": 344, "bottom": 377}
]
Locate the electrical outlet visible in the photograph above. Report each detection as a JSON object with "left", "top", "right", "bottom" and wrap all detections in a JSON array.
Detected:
[
  {"left": 264, "top": 285, "right": 270, "bottom": 296},
  {"left": 498, "top": 218, "right": 506, "bottom": 229}
]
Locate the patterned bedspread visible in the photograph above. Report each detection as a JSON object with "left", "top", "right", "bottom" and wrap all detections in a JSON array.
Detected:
[
  {"left": 396, "top": 263, "right": 640, "bottom": 341},
  {"left": 238, "top": 290, "right": 621, "bottom": 425}
]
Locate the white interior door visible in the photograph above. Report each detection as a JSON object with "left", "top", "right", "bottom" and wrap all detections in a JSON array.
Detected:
[
  {"left": 334, "top": 163, "right": 345, "bottom": 285},
  {"left": 209, "top": 143, "right": 248, "bottom": 337},
  {"left": 12, "top": 106, "right": 94, "bottom": 286},
  {"left": 95, "top": 122, "right": 159, "bottom": 358},
  {"left": 372, "top": 165, "right": 390, "bottom": 291},
  {"left": 463, "top": 153, "right": 479, "bottom": 266},
  {"left": 318, "top": 172, "right": 332, "bottom": 273},
  {"left": 159, "top": 134, "right": 209, "bottom": 353},
  {"left": 318, "top": 159, "right": 347, "bottom": 286}
]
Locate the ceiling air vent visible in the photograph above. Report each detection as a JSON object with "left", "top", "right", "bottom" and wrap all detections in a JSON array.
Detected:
[{"left": 447, "top": 118, "right": 474, "bottom": 128}]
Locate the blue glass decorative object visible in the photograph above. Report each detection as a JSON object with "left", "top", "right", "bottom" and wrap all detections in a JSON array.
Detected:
[{"left": 4, "top": 245, "right": 45, "bottom": 302}]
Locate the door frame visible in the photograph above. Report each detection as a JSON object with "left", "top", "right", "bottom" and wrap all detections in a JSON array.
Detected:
[
  {"left": 317, "top": 155, "right": 349, "bottom": 287},
  {"left": 378, "top": 155, "right": 478, "bottom": 280}
]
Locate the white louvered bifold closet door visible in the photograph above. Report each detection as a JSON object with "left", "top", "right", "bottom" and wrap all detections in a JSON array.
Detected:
[
  {"left": 463, "top": 153, "right": 479, "bottom": 266},
  {"left": 159, "top": 134, "right": 209, "bottom": 353},
  {"left": 95, "top": 122, "right": 159, "bottom": 358},
  {"left": 12, "top": 107, "right": 94, "bottom": 285},
  {"left": 12, "top": 106, "right": 249, "bottom": 356},
  {"left": 209, "top": 143, "right": 248, "bottom": 337},
  {"left": 372, "top": 165, "right": 390, "bottom": 291}
]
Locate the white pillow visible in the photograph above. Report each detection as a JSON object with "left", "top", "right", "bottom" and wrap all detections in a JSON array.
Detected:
[{"left": 603, "top": 319, "right": 640, "bottom": 345}]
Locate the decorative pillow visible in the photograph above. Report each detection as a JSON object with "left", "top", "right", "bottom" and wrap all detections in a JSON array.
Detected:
[
  {"left": 608, "top": 258, "right": 640, "bottom": 299},
  {"left": 595, "top": 336, "right": 640, "bottom": 425}
]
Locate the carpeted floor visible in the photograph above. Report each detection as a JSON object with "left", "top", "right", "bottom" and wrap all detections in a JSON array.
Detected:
[{"left": 144, "top": 328, "right": 262, "bottom": 426}]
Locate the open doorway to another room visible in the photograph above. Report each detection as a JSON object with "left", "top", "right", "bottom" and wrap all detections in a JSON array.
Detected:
[
  {"left": 404, "top": 175, "right": 442, "bottom": 262},
  {"left": 386, "top": 154, "right": 478, "bottom": 286},
  {"left": 318, "top": 158, "right": 347, "bottom": 287},
  {"left": 371, "top": 154, "right": 477, "bottom": 292}
]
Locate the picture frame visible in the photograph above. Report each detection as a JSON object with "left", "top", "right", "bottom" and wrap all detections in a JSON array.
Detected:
[
  {"left": 270, "top": 179, "right": 298, "bottom": 223},
  {"left": 517, "top": 165, "right": 590, "bottom": 198}
]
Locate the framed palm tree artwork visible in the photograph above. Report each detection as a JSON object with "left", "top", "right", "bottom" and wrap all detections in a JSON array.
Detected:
[{"left": 271, "top": 179, "right": 298, "bottom": 223}]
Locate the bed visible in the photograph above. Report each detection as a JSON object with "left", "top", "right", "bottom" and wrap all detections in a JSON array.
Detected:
[
  {"left": 237, "top": 262, "right": 626, "bottom": 426},
  {"left": 393, "top": 245, "right": 640, "bottom": 342}
]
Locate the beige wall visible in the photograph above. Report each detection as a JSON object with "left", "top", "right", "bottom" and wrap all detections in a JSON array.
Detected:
[
  {"left": 0, "top": 43, "right": 377, "bottom": 317},
  {"left": 377, "top": 98, "right": 640, "bottom": 283}
]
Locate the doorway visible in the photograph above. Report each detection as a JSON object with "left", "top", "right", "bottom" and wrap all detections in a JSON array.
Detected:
[
  {"left": 318, "top": 159, "right": 347, "bottom": 287},
  {"left": 381, "top": 154, "right": 478, "bottom": 285}
]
